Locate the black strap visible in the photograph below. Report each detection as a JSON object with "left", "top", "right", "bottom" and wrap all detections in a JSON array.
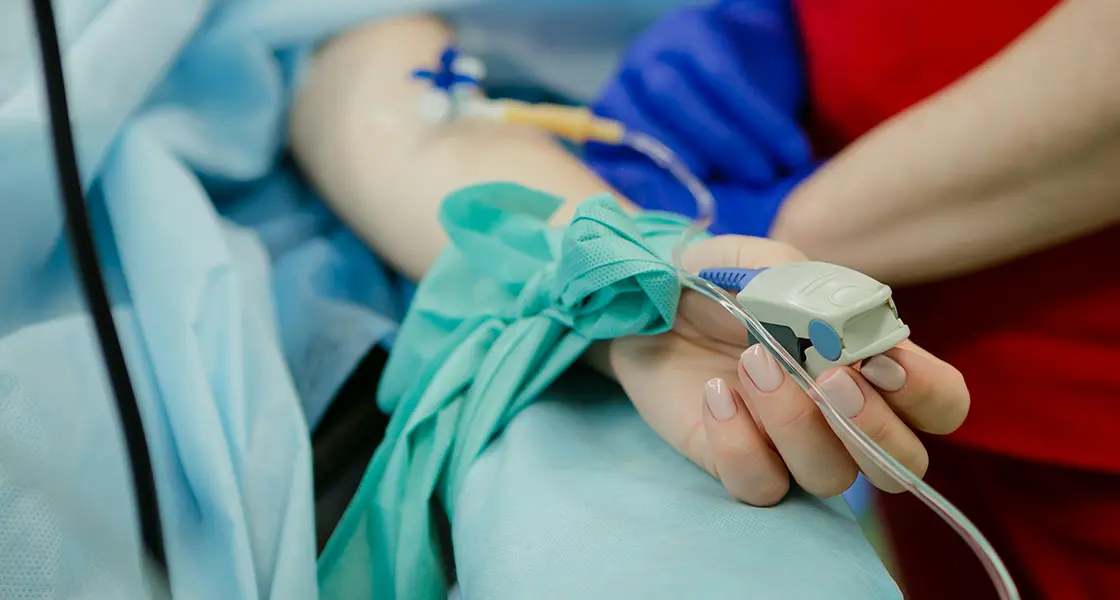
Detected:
[
  {"left": 310, "top": 344, "right": 392, "bottom": 550},
  {"left": 312, "top": 344, "right": 391, "bottom": 498},
  {"left": 29, "top": 0, "right": 168, "bottom": 576},
  {"left": 32, "top": 0, "right": 397, "bottom": 574}
]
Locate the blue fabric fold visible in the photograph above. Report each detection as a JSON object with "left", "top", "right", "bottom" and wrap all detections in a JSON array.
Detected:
[
  {"left": 0, "top": 1, "right": 894, "bottom": 598},
  {"left": 0, "top": 1, "right": 684, "bottom": 598}
]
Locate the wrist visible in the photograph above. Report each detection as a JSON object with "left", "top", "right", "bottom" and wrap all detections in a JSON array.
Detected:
[{"left": 583, "top": 339, "right": 618, "bottom": 381}]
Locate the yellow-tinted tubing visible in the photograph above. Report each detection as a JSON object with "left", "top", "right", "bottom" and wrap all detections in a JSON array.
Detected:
[{"left": 501, "top": 100, "right": 626, "bottom": 145}]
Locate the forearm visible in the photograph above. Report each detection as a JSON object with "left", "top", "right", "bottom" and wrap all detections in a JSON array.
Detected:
[
  {"left": 289, "top": 15, "right": 629, "bottom": 282},
  {"left": 770, "top": 0, "right": 1120, "bottom": 285}
]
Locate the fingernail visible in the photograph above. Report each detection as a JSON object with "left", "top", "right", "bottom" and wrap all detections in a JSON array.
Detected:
[
  {"left": 861, "top": 355, "right": 907, "bottom": 392},
  {"left": 818, "top": 370, "right": 865, "bottom": 418},
  {"left": 740, "top": 344, "right": 783, "bottom": 392},
  {"left": 704, "top": 378, "right": 737, "bottom": 421}
]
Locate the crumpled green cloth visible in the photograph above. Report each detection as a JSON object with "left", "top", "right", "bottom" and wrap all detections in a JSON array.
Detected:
[{"left": 317, "top": 183, "right": 696, "bottom": 599}]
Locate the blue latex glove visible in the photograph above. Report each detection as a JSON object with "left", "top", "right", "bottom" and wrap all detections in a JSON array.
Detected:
[
  {"left": 590, "top": 157, "right": 816, "bottom": 236},
  {"left": 586, "top": 0, "right": 811, "bottom": 185}
]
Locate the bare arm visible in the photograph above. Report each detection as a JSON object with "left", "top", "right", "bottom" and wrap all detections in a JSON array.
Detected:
[
  {"left": 770, "top": 0, "right": 1120, "bottom": 285},
  {"left": 289, "top": 15, "right": 630, "bottom": 282}
]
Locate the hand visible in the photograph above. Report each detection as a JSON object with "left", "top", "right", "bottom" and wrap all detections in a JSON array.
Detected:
[
  {"left": 585, "top": 0, "right": 812, "bottom": 185},
  {"left": 608, "top": 235, "right": 970, "bottom": 505},
  {"left": 587, "top": 157, "right": 816, "bottom": 237}
]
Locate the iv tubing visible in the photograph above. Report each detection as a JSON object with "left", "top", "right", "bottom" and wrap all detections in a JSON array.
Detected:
[
  {"left": 479, "top": 99, "right": 627, "bottom": 144},
  {"left": 621, "top": 130, "right": 1019, "bottom": 600}
]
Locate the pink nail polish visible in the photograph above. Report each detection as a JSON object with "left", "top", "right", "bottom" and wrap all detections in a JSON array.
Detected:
[
  {"left": 818, "top": 370, "right": 865, "bottom": 418},
  {"left": 705, "top": 378, "right": 737, "bottom": 422},
  {"left": 740, "top": 345, "right": 783, "bottom": 392},
  {"left": 861, "top": 355, "right": 906, "bottom": 392}
]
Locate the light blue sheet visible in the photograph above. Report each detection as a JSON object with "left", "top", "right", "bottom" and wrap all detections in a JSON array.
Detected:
[
  {"left": 320, "top": 183, "right": 899, "bottom": 600},
  {"left": 457, "top": 384, "right": 897, "bottom": 599},
  {"left": 0, "top": 1, "right": 699, "bottom": 599}
]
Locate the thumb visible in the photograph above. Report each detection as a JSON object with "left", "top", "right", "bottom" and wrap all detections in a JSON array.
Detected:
[
  {"left": 675, "top": 235, "right": 806, "bottom": 348},
  {"left": 679, "top": 234, "right": 806, "bottom": 274}
]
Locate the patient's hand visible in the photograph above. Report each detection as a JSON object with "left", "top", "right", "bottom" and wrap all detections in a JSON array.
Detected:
[{"left": 608, "top": 235, "right": 970, "bottom": 505}]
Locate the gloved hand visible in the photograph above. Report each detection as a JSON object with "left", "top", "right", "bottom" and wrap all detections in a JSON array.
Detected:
[
  {"left": 609, "top": 235, "right": 970, "bottom": 505},
  {"left": 586, "top": 0, "right": 812, "bottom": 186},
  {"left": 589, "top": 157, "right": 817, "bottom": 237}
]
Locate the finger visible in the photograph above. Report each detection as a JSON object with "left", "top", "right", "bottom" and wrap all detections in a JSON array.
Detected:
[
  {"left": 644, "top": 52, "right": 776, "bottom": 185},
  {"left": 677, "top": 236, "right": 805, "bottom": 348},
  {"left": 737, "top": 345, "right": 858, "bottom": 497},
  {"left": 677, "top": 236, "right": 804, "bottom": 348},
  {"left": 680, "top": 234, "right": 806, "bottom": 273},
  {"left": 611, "top": 335, "right": 783, "bottom": 504},
  {"left": 702, "top": 377, "right": 789, "bottom": 505},
  {"left": 816, "top": 367, "right": 929, "bottom": 493},
  {"left": 595, "top": 69, "right": 710, "bottom": 178},
  {"left": 610, "top": 335, "right": 732, "bottom": 471},
  {"left": 859, "top": 341, "right": 970, "bottom": 435}
]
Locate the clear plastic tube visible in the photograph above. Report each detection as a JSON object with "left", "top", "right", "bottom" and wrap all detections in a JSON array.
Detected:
[{"left": 622, "top": 131, "right": 1020, "bottom": 600}]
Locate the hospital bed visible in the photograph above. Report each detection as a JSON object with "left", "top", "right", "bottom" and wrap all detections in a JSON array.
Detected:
[{"left": 0, "top": 1, "right": 898, "bottom": 598}]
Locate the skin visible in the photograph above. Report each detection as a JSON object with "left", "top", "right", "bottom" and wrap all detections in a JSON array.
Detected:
[
  {"left": 770, "top": 0, "right": 1120, "bottom": 284},
  {"left": 289, "top": 16, "right": 611, "bottom": 282},
  {"left": 288, "top": 15, "right": 969, "bottom": 504},
  {"left": 618, "top": 236, "right": 966, "bottom": 502}
]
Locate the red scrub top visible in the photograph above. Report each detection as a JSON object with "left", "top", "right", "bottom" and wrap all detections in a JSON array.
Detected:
[{"left": 793, "top": 0, "right": 1120, "bottom": 472}]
